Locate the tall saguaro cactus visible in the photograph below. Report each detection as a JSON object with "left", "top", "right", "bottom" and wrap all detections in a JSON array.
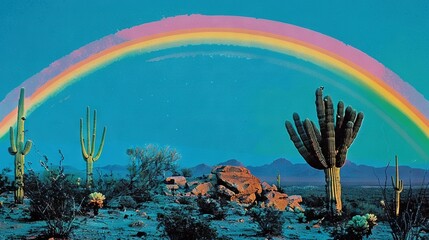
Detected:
[
  {"left": 80, "top": 106, "right": 106, "bottom": 188},
  {"left": 8, "top": 88, "right": 32, "bottom": 204},
  {"left": 391, "top": 155, "right": 403, "bottom": 217},
  {"left": 285, "top": 88, "right": 364, "bottom": 214}
]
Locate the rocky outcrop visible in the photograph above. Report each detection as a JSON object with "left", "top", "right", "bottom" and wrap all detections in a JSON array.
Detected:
[
  {"left": 213, "top": 166, "right": 262, "bottom": 195},
  {"left": 161, "top": 165, "right": 303, "bottom": 211},
  {"left": 165, "top": 176, "right": 187, "bottom": 187}
]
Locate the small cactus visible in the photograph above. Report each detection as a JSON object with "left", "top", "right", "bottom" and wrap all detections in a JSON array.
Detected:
[
  {"left": 391, "top": 155, "right": 403, "bottom": 217},
  {"left": 88, "top": 192, "right": 106, "bottom": 215},
  {"left": 8, "top": 88, "right": 32, "bottom": 204}
]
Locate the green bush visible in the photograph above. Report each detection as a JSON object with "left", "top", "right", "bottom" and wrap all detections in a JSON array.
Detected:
[
  {"left": 24, "top": 153, "right": 80, "bottom": 238},
  {"left": 197, "top": 196, "right": 226, "bottom": 220},
  {"left": 126, "top": 144, "right": 180, "bottom": 201},
  {"left": 157, "top": 208, "right": 228, "bottom": 240},
  {"left": 181, "top": 168, "right": 193, "bottom": 178},
  {"left": 0, "top": 168, "right": 13, "bottom": 194},
  {"left": 248, "top": 207, "right": 284, "bottom": 237}
]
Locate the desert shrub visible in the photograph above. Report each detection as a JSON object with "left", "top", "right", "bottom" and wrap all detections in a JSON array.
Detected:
[
  {"left": 197, "top": 196, "right": 226, "bottom": 220},
  {"left": 126, "top": 144, "right": 180, "bottom": 201},
  {"left": 176, "top": 196, "right": 194, "bottom": 205},
  {"left": 181, "top": 168, "right": 192, "bottom": 178},
  {"left": 248, "top": 207, "right": 284, "bottom": 237},
  {"left": 302, "top": 194, "right": 325, "bottom": 208},
  {"left": 157, "top": 208, "right": 228, "bottom": 240},
  {"left": 92, "top": 170, "right": 123, "bottom": 205},
  {"left": 118, "top": 195, "right": 138, "bottom": 209},
  {"left": 24, "top": 152, "right": 80, "bottom": 238},
  {"left": 380, "top": 182, "right": 429, "bottom": 240},
  {"left": 0, "top": 168, "right": 13, "bottom": 194},
  {"left": 331, "top": 213, "right": 378, "bottom": 240}
]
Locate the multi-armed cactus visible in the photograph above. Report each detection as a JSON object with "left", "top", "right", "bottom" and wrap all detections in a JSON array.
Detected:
[
  {"left": 285, "top": 87, "right": 364, "bottom": 214},
  {"left": 391, "top": 155, "right": 403, "bottom": 217},
  {"left": 8, "top": 88, "right": 32, "bottom": 204},
  {"left": 80, "top": 106, "right": 106, "bottom": 188}
]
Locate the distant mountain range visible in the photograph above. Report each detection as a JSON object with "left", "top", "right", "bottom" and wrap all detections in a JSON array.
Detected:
[
  {"left": 53, "top": 158, "right": 427, "bottom": 186},
  {"left": 189, "top": 158, "right": 428, "bottom": 186}
]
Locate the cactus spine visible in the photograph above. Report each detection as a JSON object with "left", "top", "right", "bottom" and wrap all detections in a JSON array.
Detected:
[
  {"left": 285, "top": 88, "right": 364, "bottom": 215},
  {"left": 80, "top": 106, "right": 106, "bottom": 188},
  {"left": 391, "top": 155, "right": 403, "bottom": 217},
  {"left": 8, "top": 88, "right": 32, "bottom": 204}
]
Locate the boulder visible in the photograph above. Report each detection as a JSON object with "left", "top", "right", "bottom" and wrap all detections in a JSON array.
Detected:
[
  {"left": 261, "top": 182, "right": 278, "bottom": 192},
  {"left": 213, "top": 166, "right": 262, "bottom": 196},
  {"left": 262, "top": 190, "right": 289, "bottom": 211},
  {"left": 165, "top": 176, "right": 187, "bottom": 187},
  {"left": 287, "top": 195, "right": 303, "bottom": 211},
  {"left": 232, "top": 193, "right": 257, "bottom": 205},
  {"left": 216, "top": 185, "right": 236, "bottom": 199},
  {"left": 191, "top": 182, "right": 213, "bottom": 196}
]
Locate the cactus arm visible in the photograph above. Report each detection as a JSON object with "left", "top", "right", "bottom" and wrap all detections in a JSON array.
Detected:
[
  {"left": 315, "top": 88, "right": 326, "bottom": 136},
  {"left": 80, "top": 118, "right": 89, "bottom": 159},
  {"left": 323, "top": 96, "right": 336, "bottom": 167},
  {"left": 303, "top": 119, "right": 327, "bottom": 168},
  {"left": 335, "top": 101, "right": 345, "bottom": 148},
  {"left": 285, "top": 121, "right": 324, "bottom": 169},
  {"left": 336, "top": 121, "right": 353, "bottom": 167},
  {"left": 311, "top": 120, "right": 322, "bottom": 143},
  {"left": 293, "top": 113, "right": 315, "bottom": 156},
  {"left": 21, "top": 140, "right": 32, "bottom": 155},
  {"left": 8, "top": 127, "right": 17, "bottom": 155},
  {"left": 90, "top": 110, "right": 97, "bottom": 156},
  {"left": 93, "top": 127, "right": 106, "bottom": 161},
  {"left": 86, "top": 107, "right": 91, "bottom": 154},
  {"left": 351, "top": 112, "right": 364, "bottom": 141}
]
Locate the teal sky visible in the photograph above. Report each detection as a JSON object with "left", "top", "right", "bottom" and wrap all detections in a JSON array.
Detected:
[{"left": 0, "top": 1, "right": 428, "bottom": 169}]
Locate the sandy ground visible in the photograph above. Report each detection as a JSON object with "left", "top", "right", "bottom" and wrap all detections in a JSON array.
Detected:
[{"left": 0, "top": 193, "right": 397, "bottom": 240}]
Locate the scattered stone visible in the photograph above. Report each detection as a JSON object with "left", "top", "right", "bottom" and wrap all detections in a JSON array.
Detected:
[
  {"left": 288, "top": 195, "right": 303, "bottom": 211},
  {"left": 129, "top": 220, "right": 145, "bottom": 227},
  {"left": 136, "top": 231, "right": 147, "bottom": 238},
  {"left": 191, "top": 182, "right": 213, "bottom": 196},
  {"left": 165, "top": 176, "right": 187, "bottom": 187},
  {"left": 216, "top": 185, "right": 235, "bottom": 199},
  {"left": 261, "top": 182, "right": 278, "bottom": 192},
  {"left": 262, "top": 190, "right": 288, "bottom": 211}
]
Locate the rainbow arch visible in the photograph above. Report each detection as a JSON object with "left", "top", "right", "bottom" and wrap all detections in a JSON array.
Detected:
[{"left": 0, "top": 14, "right": 428, "bottom": 145}]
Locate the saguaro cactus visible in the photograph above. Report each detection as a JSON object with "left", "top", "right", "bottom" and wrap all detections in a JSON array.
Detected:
[
  {"left": 285, "top": 87, "right": 364, "bottom": 214},
  {"left": 8, "top": 88, "right": 32, "bottom": 204},
  {"left": 80, "top": 107, "right": 106, "bottom": 188},
  {"left": 391, "top": 155, "right": 403, "bottom": 217}
]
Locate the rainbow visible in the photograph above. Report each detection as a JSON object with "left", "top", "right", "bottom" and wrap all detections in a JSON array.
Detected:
[{"left": 1, "top": 14, "right": 428, "bottom": 147}]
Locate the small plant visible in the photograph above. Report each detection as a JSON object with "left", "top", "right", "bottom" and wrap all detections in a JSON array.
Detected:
[
  {"left": 0, "top": 168, "right": 13, "bottom": 194},
  {"left": 88, "top": 192, "right": 105, "bottom": 215},
  {"left": 157, "top": 208, "right": 227, "bottom": 240},
  {"left": 25, "top": 151, "right": 79, "bottom": 238},
  {"left": 248, "top": 207, "right": 284, "bottom": 237},
  {"left": 181, "top": 168, "right": 192, "bottom": 178},
  {"left": 332, "top": 213, "right": 377, "bottom": 240},
  {"left": 296, "top": 212, "right": 307, "bottom": 223},
  {"left": 197, "top": 196, "right": 226, "bottom": 220}
]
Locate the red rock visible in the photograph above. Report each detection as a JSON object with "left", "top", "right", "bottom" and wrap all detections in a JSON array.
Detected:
[
  {"left": 214, "top": 166, "right": 262, "bottom": 196},
  {"left": 288, "top": 195, "right": 303, "bottom": 211},
  {"left": 261, "top": 182, "right": 278, "bottom": 192},
  {"left": 232, "top": 193, "right": 257, "bottom": 205},
  {"left": 165, "top": 176, "right": 187, "bottom": 187},
  {"left": 216, "top": 185, "right": 235, "bottom": 199},
  {"left": 263, "top": 190, "right": 288, "bottom": 211},
  {"left": 191, "top": 182, "right": 213, "bottom": 196}
]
